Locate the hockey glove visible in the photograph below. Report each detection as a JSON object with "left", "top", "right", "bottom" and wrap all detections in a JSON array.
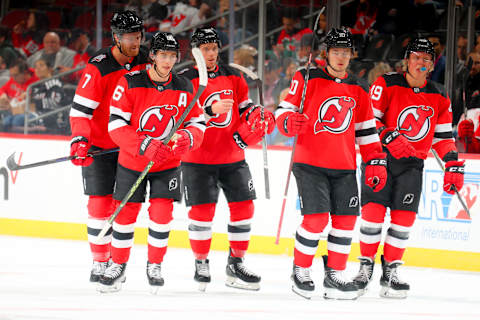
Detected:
[
  {"left": 171, "top": 130, "right": 193, "bottom": 157},
  {"left": 364, "top": 152, "right": 388, "bottom": 192},
  {"left": 70, "top": 136, "right": 93, "bottom": 167},
  {"left": 284, "top": 112, "right": 309, "bottom": 135},
  {"left": 457, "top": 119, "right": 474, "bottom": 142},
  {"left": 246, "top": 106, "right": 276, "bottom": 134},
  {"left": 443, "top": 160, "right": 465, "bottom": 195},
  {"left": 137, "top": 135, "right": 173, "bottom": 164},
  {"left": 233, "top": 121, "right": 264, "bottom": 150},
  {"left": 380, "top": 128, "right": 416, "bottom": 159}
]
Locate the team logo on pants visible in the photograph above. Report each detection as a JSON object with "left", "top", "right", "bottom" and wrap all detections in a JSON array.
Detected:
[
  {"left": 248, "top": 179, "right": 254, "bottom": 192},
  {"left": 349, "top": 196, "right": 359, "bottom": 207},
  {"left": 314, "top": 96, "right": 356, "bottom": 134},
  {"left": 403, "top": 193, "right": 414, "bottom": 205},
  {"left": 397, "top": 105, "right": 434, "bottom": 141},
  {"left": 169, "top": 178, "right": 178, "bottom": 191}
]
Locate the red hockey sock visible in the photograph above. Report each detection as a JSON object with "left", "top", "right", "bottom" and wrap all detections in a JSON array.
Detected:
[
  {"left": 228, "top": 200, "right": 254, "bottom": 258},
  {"left": 147, "top": 198, "right": 173, "bottom": 264},
  {"left": 359, "top": 202, "right": 387, "bottom": 259},
  {"left": 383, "top": 210, "right": 416, "bottom": 262},
  {"left": 294, "top": 213, "right": 329, "bottom": 268},
  {"left": 87, "top": 195, "right": 115, "bottom": 262},
  {"left": 327, "top": 215, "right": 356, "bottom": 270},
  {"left": 188, "top": 203, "right": 216, "bottom": 260},
  {"left": 110, "top": 202, "right": 141, "bottom": 264}
]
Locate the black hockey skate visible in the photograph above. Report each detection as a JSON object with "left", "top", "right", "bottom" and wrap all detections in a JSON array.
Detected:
[
  {"left": 379, "top": 255, "right": 409, "bottom": 299},
  {"left": 353, "top": 256, "right": 375, "bottom": 296},
  {"left": 89, "top": 260, "right": 109, "bottom": 283},
  {"left": 194, "top": 259, "right": 211, "bottom": 292},
  {"left": 322, "top": 255, "right": 358, "bottom": 300},
  {"left": 225, "top": 254, "right": 261, "bottom": 291},
  {"left": 98, "top": 262, "right": 126, "bottom": 293},
  {"left": 146, "top": 261, "right": 164, "bottom": 294},
  {"left": 291, "top": 264, "right": 315, "bottom": 299}
]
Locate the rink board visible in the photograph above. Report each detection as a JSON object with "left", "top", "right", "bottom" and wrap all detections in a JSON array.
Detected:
[{"left": 1, "top": 135, "right": 479, "bottom": 272}]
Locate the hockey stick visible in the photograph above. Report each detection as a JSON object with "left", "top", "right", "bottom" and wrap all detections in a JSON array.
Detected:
[
  {"left": 96, "top": 47, "right": 208, "bottom": 240},
  {"left": 431, "top": 149, "right": 471, "bottom": 218},
  {"left": 229, "top": 62, "right": 270, "bottom": 199},
  {"left": 275, "top": 7, "right": 325, "bottom": 244},
  {"left": 6, "top": 148, "right": 119, "bottom": 171}
]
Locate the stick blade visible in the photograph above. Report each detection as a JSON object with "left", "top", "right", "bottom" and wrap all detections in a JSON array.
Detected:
[
  {"left": 191, "top": 47, "right": 208, "bottom": 87},
  {"left": 6, "top": 152, "right": 19, "bottom": 171}
]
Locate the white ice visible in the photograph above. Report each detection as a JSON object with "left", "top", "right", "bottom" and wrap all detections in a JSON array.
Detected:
[{"left": 0, "top": 235, "right": 479, "bottom": 320}]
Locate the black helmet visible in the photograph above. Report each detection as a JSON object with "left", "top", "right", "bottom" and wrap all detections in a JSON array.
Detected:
[
  {"left": 150, "top": 32, "right": 179, "bottom": 54},
  {"left": 190, "top": 27, "right": 221, "bottom": 48},
  {"left": 405, "top": 38, "right": 435, "bottom": 61},
  {"left": 325, "top": 27, "right": 354, "bottom": 51},
  {"left": 111, "top": 10, "right": 143, "bottom": 35}
]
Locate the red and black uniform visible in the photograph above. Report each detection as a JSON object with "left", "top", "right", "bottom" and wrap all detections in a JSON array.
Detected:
[
  {"left": 69, "top": 46, "right": 149, "bottom": 263},
  {"left": 107, "top": 69, "right": 205, "bottom": 264},
  {"left": 359, "top": 72, "right": 457, "bottom": 262},
  {"left": 179, "top": 62, "right": 258, "bottom": 260},
  {"left": 276, "top": 66, "right": 383, "bottom": 271}
]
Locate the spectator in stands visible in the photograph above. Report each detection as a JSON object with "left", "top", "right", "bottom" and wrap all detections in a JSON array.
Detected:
[
  {"left": 394, "top": 60, "right": 405, "bottom": 73},
  {"left": 273, "top": 57, "right": 298, "bottom": 106},
  {"left": 371, "top": 0, "right": 409, "bottom": 36},
  {"left": 127, "top": 0, "right": 169, "bottom": 34},
  {"left": 428, "top": 33, "right": 446, "bottom": 84},
  {"left": 0, "top": 54, "right": 9, "bottom": 87},
  {"left": 0, "top": 25, "right": 19, "bottom": 69},
  {"left": 159, "top": 0, "right": 213, "bottom": 35},
  {"left": 0, "top": 58, "right": 39, "bottom": 132},
  {"left": 233, "top": 45, "right": 256, "bottom": 71},
  {"left": 475, "top": 33, "right": 480, "bottom": 54},
  {"left": 453, "top": 51, "right": 480, "bottom": 125},
  {"left": 67, "top": 29, "right": 96, "bottom": 82},
  {"left": 465, "top": 51, "right": 480, "bottom": 107},
  {"left": 27, "top": 32, "right": 76, "bottom": 75},
  {"left": 349, "top": 0, "right": 378, "bottom": 36},
  {"left": 274, "top": 7, "right": 312, "bottom": 62},
  {"left": 457, "top": 34, "right": 468, "bottom": 64},
  {"left": 367, "top": 61, "right": 392, "bottom": 85},
  {"left": 30, "top": 58, "right": 69, "bottom": 134},
  {"left": 296, "top": 33, "right": 319, "bottom": 66},
  {"left": 11, "top": 10, "right": 49, "bottom": 57},
  {"left": 263, "top": 59, "right": 282, "bottom": 112},
  {"left": 409, "top": 0, "right": 439, "bottom": 32}
]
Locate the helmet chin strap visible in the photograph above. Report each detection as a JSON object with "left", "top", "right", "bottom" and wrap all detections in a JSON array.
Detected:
[
  {"left": 114, "top": 35, "right": 134, "bottom": 58},
  {"left": 325, "top": 53, "right": 342, "bottom": 74},
  {"left": 153, "top": 64, "right": 170, "bottom": 80}
]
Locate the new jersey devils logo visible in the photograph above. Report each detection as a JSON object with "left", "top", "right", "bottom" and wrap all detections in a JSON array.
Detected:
[
  {"left": 204, "top": 89, "right": 234, "bottom": 128},
  {"left": 137, "top": 105, "right": 179, "bottom": 140},
  {"left": 314, "top": 96, "right": 356, "bottom": 134},
  {"left": 397, "top": 105, "right": 434, "bottom": 141}
]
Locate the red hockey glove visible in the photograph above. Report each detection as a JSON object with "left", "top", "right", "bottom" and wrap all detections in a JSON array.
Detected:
[
  {"left": 380, "top": 128, "right": 416, "bottom": 159},
  {"left": 246, "top": 106, "right": 276, "bottom": 134},
  {"left": 457, "top": 119, "right": 474, "bottom": 141},
  {"left": 443, "top": 160, "right": 465, "bottom": 195},
  {"left": 70, "top": 136, "right": 93, "bottom": 167},
  {"left": 171, "top": 130, "right": 193, "bottom": 157},
  {"left": 233, "top": 121, "right": 264, "bottom": 150},
  {"left": 364, "top": 152, "right": 388, "bottom": 192},
  {"left": 284, "top": 112, "right": 309, "bottom": 135},
  {"left": 138, "top": 136, "right": 173, "bottom": 164}
]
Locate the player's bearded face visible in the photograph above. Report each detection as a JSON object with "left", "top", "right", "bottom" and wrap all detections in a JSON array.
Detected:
[
  {"left": 119, "top": 32, "right": 142, "bottom": 56},
  {"left": 327, "top": 48, "right": 352, "bottom": 72},
  {"left": 199, "top": 43, "right": 219, "bottom": 71},
  {"left": 407, "top": 51, "right": 433, "bottom": 78}
]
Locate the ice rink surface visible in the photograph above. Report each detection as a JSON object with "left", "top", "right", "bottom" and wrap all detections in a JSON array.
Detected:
[{"left": 0, "top": 235, "right": 479, "bottom": 320}]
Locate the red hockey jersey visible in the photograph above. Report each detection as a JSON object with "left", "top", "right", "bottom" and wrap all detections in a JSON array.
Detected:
[
  {"left": 277, "top": 67, "right": 382, "bottom": 170},
  {"left": 108, "top": 70, "right": 206, "bottom": 172},
  {"left": 69, "top": 46, "right": 150, "bottom": 149},
  {"left": 371, "top": 73, "right": 456, "bottom": 160},
  {"left": 179, "top": 63, "right": 254, "bottom": 165}
]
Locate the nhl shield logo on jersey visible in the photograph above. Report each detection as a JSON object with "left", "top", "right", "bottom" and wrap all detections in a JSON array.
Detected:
[
  {"left": 397, "top": 105, "right": 434, "bottom": 141},
  {"left": 137, "top": 105, "right": 179, "bottom": 140},
  {"left": 204, "top": 90, "right": 234, "bottom": 128},
  {"left": 314, "top": 96, "right": 356, "bottom": 134}
]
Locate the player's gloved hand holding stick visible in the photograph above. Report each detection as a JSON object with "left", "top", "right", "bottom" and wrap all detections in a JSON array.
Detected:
[
  {"left": 70, "top": 136, "right": 94, "bottom": 167},
  {"left": 364, "top": 152, "right": 388, "bottom": 192},
  {"left": 380, "top": 127, "right": 416, "bottom": 159}
]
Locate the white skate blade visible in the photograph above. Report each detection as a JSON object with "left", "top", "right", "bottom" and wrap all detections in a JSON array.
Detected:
[
  {"left": 380, "top": 286, "right": 408, "bottom": 299},
  {"left": 323, "top": 287, "right": 358, "bottom": 300},
  {"left": 150, "top": 285, "right": 162, "bottom": 295},
  {"left": 225, "top": 275, "right": 260, "bottom": 291},
  {"left": 96, "top": 276, "right": 125, "bottom": 293},
  {"left": 291, "top": 285, "right": 312, "bottom": 299},
  {"left": 197, "top": 282, "right": 208, "bottom": 292},
  {"left": 357, "top": 287, "right": 367, "bottom": 297}
]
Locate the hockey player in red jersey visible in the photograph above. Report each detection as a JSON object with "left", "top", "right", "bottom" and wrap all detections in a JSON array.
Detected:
[
  {"left": 68, "top": 11, "right": 150, "bottom": 283},
  {"left": 457, "top": 118, "right": 480, "bottom": 153},
  {"left": 353, "top": 38, "right": 464, "bottom": 299},
  {"left": 276, "top": 28, "right": 387, "bottom": 300},
  {"left": 97, "top": 32, "right": 206, "bottom": 294},
  {"left": 179, "top": 28, "right": 275, "bottom": 292}
]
